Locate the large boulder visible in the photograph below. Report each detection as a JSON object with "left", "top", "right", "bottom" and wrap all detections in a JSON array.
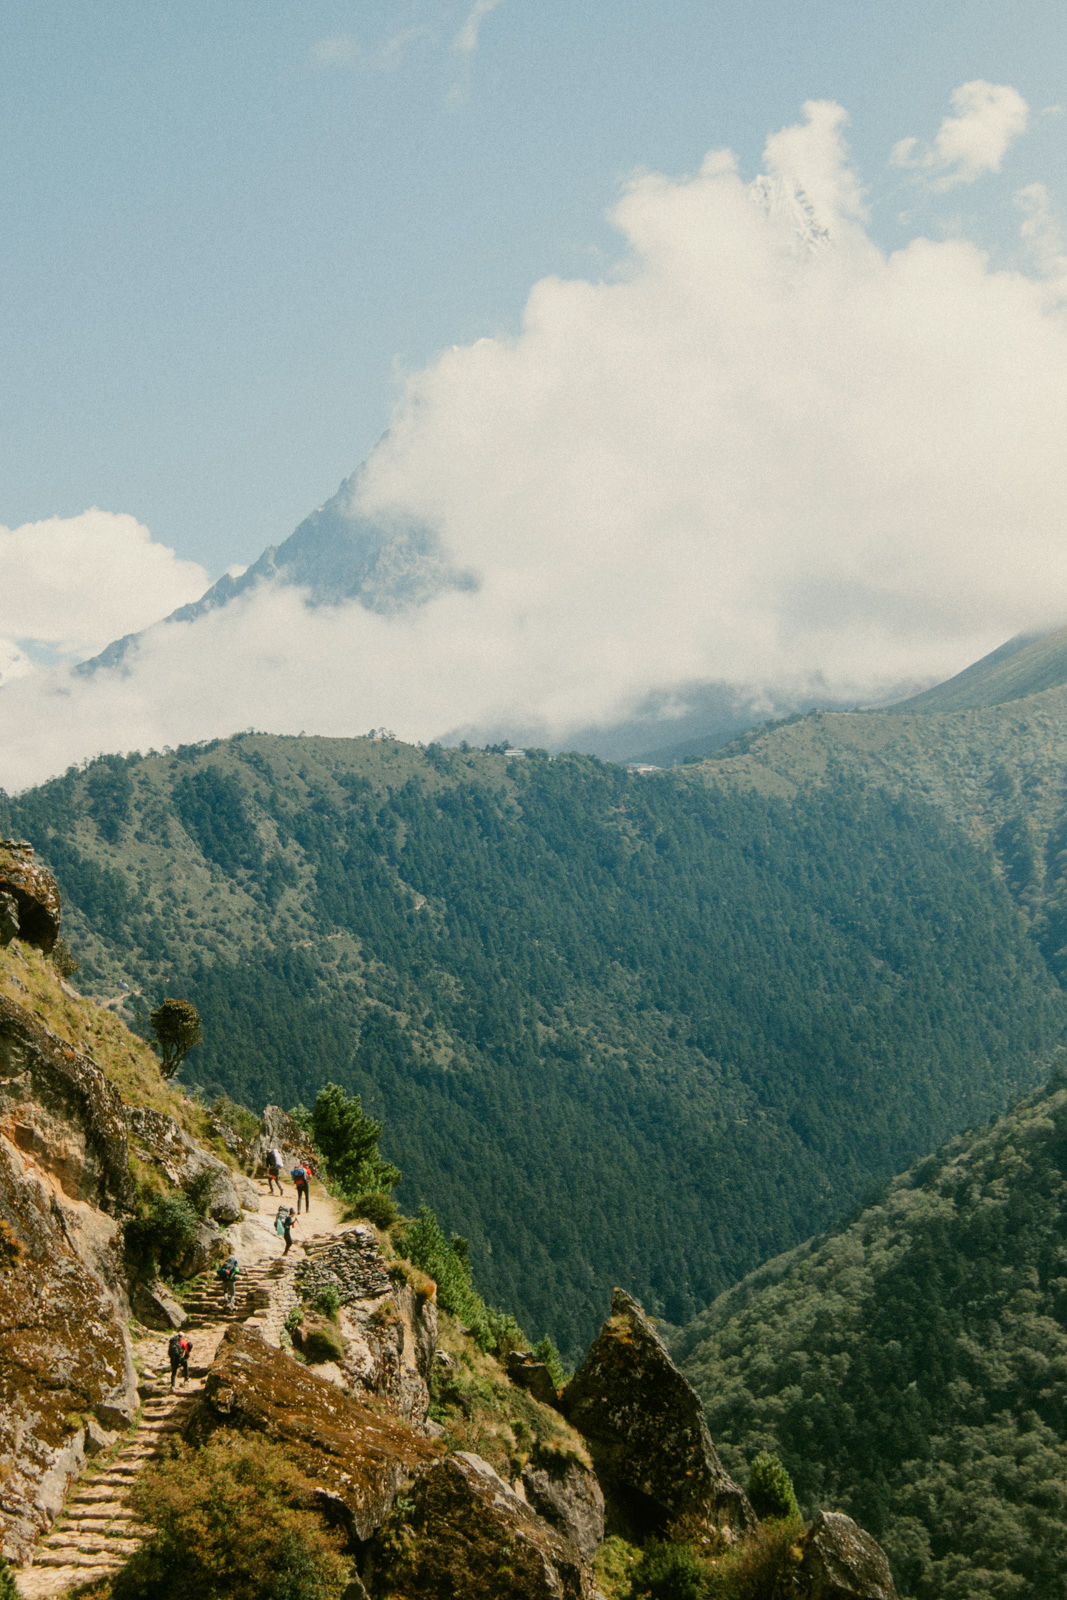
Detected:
[
  {"left": 186, "top": 1325, "right": 438, "bottom": 1542},
  {"left": 363, "top": 1451, "right": 596, "bottom": 1600},
  {"left": 561, "top": 1288, "right": 757, "bottom": 1543},
  {"left": 508, "top": 1351, "right": 560, "bottom": 1408},
  {"left": 521, "top": 1445, "right": 605, "bottom": 1561},
  {"left": 0, "top": 996, "right": 138, "bottom": 1561},
  {"left": 133, "top": 1278, "right": 189, "bottom": 1331},
  {"left": 0, "top": 840, "right": 61, "bottom": 954},
  {"left": 791, "top": 1512, "right": 899, "bottom": 1600},
  {"left": 125, "top": 1104, "right": 259, "bottom": 1217}
]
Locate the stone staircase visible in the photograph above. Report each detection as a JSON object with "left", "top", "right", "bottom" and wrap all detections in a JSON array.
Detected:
[
  {"left": 15, "top": 1366, "right": 206, "bottom": 1599},
  {"left": 181, "top": 1258, "right": 274, "bottom": 1327}
]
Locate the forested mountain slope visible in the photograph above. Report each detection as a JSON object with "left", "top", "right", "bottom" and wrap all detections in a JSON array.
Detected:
[
  {"left": 672, "top": 1067, "right": 1067, "bottom": 1600},
  {"left": 2, "top": 732, "right": 1061, "bottom": 1355}
]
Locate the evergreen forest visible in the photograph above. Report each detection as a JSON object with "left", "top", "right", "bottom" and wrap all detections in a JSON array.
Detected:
[{"left": 3, "top": 724, "right": 1063, "bottom": 1355}]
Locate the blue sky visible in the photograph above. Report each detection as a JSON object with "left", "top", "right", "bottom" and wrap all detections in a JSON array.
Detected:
[{"left": 3, "top": 1, "right": 1065, "bottom": 573}]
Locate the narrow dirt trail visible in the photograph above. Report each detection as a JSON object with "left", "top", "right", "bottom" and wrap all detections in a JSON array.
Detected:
[{"left": 15, "top": 1176, "right": 349, "bottom": 1599}]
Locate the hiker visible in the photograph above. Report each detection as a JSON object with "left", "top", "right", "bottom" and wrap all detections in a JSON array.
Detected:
[
  {"left": 282, "top": 1208, "right": 298, "bottom": 1255},
  {"left": 168, "top": 1331, "right": 191, "bottom": 1390},
  {"left": 217, "top": 1253, "right": 240, "bottom": 1309},
  {"left": 291, "top": 1162, "right": 311, "bottom": 1213},
  {"left": 265, "top": 1146, "right": 284, "bottom": 1196}
]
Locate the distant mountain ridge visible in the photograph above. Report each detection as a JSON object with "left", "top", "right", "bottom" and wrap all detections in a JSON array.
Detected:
[{"left": 76, "top": 467, "right": 477, "bottom": 677}]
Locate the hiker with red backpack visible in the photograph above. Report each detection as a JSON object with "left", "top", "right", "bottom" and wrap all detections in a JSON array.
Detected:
[
  {"left": 169, "top": 1331, "right": 191, "bottom": 1390},
  {"left": 291, "top": 1161, "right": 311, "bottom": 1213}
]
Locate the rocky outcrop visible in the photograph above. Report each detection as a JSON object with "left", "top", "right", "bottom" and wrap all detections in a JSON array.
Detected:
[
  {"left": 521, "top": 1445, "right": 605, "bottom": 1561},
  {"left": 561, "top": 1288, "right": 757, "bottom": 1543},
  {"left": 298, "top": 1225, "right": 437, "bottom": 1423},
  {"left": 0, "top": 840, "right": 61, "bottom": 954},
  {"left": 186, "top": 1324, "right": 438, "bottom": 1542},
  {"left": 0, "top": 996, "right": 139, "bottom": 1562},
  {"left": 251, "top": 1104, "right": 316, "bottom": 1174},
  {"left": 791, "top": 1512, "right": 899, "bottom": 1600},
  {"left": 125, "top": 1105, "right": 259, "bottom": 1218},
  {"left": 508, "top": 1351, "right": 559, "bottom": 1408},
  {"left": 363, "top": 1451, "right": 596, "bottom": 1600},
  {"left": 0, "top": 996, "right": 131, "bottom": 1215},
  {"left": 132, "top": 1278, "right": 189, "bottom": 1331}
]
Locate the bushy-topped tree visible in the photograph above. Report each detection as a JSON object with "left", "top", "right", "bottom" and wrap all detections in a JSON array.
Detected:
[
  {"left": 150, "top": 997, "right": 203, "bottom": 1080},
  {"left": 309, "top": 1082, "right": 400, "bottom": 1211}
]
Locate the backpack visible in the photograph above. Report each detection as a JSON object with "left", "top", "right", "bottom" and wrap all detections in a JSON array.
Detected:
[
  {"left": 168, "top": 1333, "right": 187, "bottom": 1360},
  {"left": 217, "top": 1257, "right": 238, "bottom": 1281},
  {"left": 291, "top": 1166, "right": 307, "bottom": 1184},
  {"left": 268, "top": 1149, "right": 283, "bottom": 1169},
  {"left": 275, "top": 1209, "right": 287, "bottom": 1236}
]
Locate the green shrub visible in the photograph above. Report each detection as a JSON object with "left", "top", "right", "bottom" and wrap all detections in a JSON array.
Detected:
[
  {"left": 747, "top": 1451, "right": 800, "bottom": 1522},
  {"left": 50, "top": 937, "right": 79, "bottom": 978},
  {"left": 211, "top": 1093, "right": 261, "bottom": 1146},
  {"left": 110, "top": 1430, "right": 351, "bottom": 1600},
  {"left": 149, "top": 997, "right": 203, "bottom": 1080},
  {"left": 182, "top": 1169, "right": 217, "bottom": 1220},
  {"left": 627, "top": 1539, "right": 707, "bottom": 1600},
  {"left": 299, "top": 1318, "right": 346, "bottom": 1364},
  {"left": 0, "top": 1557, "right": 19, "bottom": 1600},
  {"left": 284, "top": 1306, "right": 304, "bottom": 1335},
  {"left": 342, "top": 1191, "right": 398, "bottom": 1228},
  {"left": 533, "top": 1334, "right": 569, "bottom": 1389},
  {"left": 124, "top": 1191, "right": 202, "bottom": 1278},
  {"left": 311, "top": 1285, "right": 341, "bottom": 1321},
  {"left": 702, "top": 1520, "right": 805, "bottom": 1600}
]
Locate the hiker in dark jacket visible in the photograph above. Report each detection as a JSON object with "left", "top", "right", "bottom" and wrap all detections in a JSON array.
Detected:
[
  {"left": 283, "top": 1208, "right": 298, "bottom": 1255},
  {"left": 265, "top": 1147, "right": 284, "bottom": 1196},
  {"left": 169, "top": 1332, "right": 191, "bottom": 1390},
  {"left": 218, "top": 1254, "right": 240, "bottom": 1309}
]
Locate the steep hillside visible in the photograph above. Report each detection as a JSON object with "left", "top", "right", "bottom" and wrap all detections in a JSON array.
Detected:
[
  {"left": 887, "top": 625, "right": 1067, "bottom": 715},
  {"left": 3, "top": 734, "right": 1062, "bottom": 1354},
  {"left": 673, "top": 1066, "right": 1067, "bottom": 1600}
]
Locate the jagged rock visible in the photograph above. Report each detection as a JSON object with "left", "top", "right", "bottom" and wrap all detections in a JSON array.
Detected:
[
  {"left": 124, "top": 1105, "right": 259, "bottom": 1217},
  {"left": 251, "top": 1103, "right": 317, "bottom": 1174},
  {"left": 791, "top": 1512, "right": 899, "bottom": 1600},
  {"left": 561, "top": 1288, "right": 757, "bottom": 1543},
  {"left": 83, "top": 1417, "right": 118, "bottom": 1456},
  {"left": 186, "top": 1325, "right": 438, "bottom": 1542},
  {"left": 0, "top": 997, "right": 138, "bottom": 1561},
  {"left": 298, "top": 1226, "right": 437, "bottom": 1422},
  {"left": 133, "top": 1278, "right": 189, "bottom": 1331},
  {"left": 521, "top": 1445, "right": 605, "bottom": 1561},
  {"left": 363, "top": 1451, "right": 596, "bottom": 1599},
  {"left": 508, "top": 1351, "right": 560, "bottom": 1408},
  {"left": 0, "top": 839, "right": 61, "bottom": 953},
  {"left": 179, "top": 1218, "right": 227, "bottom": 1276}
]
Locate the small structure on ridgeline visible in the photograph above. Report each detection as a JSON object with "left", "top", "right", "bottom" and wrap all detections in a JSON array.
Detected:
[{"left": 0, "top": 839, "right": 61, "bottom": 953}]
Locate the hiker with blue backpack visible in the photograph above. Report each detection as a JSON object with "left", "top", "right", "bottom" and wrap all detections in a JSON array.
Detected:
[{"left": 291, "top": 1161, "right": 311, "bottom": 1213}]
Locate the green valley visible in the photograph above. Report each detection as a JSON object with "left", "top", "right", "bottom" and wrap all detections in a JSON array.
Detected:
[{"left": 2, "top": 719, "right": 1063, "bottom": 1356}]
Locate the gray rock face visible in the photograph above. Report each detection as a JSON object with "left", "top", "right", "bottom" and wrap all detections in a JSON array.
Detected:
[
  {"left": 299, "top": 1225, "right": 437, "bottom": 1422},
  {"left": 0, "top": 839, "right": 62, "bottom": 953},
  {"left": 251, "top": 1104, "right": 315, "bottom": 1176},
  {"left": 364, "top": 1451, "right": 595, "bottom": 1600},
  {"left": 133, "top": 1278, "right": 189, "bottom": 1331},
  {"left": 521, "top": 1446, "right": 605, "bottom": 1561},
  {"left": 792, "top": 1512, "right": 899, "bottom": 1600},
  {"left": 124, "top": 1105, "right": 259, "bottom": 1218},
  {"left": 561, "top": 1288, "right": 757, "bottom": 1543}
]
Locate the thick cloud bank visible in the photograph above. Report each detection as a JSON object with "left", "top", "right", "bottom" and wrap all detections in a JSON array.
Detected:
[
  {"left": 4, "top": 90, "right": 1067, "bottom": 789},
  {"left": 0, "top": 511, "right": 207, "bottom": 684}
]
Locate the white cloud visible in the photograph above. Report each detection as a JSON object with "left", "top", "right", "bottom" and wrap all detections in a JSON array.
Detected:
[
  {"left": 891, "top": 80, "right": 1029, "bottom": 189},
  {"left": 1016, "top": 182, "right": 1067, "bottom": 277},
  {"left": 454, "top": 0, "right": 503, "bottom": 58},
  {"left": 4, "top": 99, "right": 1067, "bottom": 789},
  {"left": 0, "top": 510, "right": 208, "bottom": 673}
]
